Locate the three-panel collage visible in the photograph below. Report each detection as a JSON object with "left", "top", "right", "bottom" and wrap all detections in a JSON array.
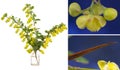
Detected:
[
  {"left": 0, "top": 0, "right": 120, "bottom": 70},
  {"left": 68, "top": 0, "right": 120, "bottom": 70}
]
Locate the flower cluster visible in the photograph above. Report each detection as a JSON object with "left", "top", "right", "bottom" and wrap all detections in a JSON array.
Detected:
[
  {"left": 48, "top": 23, "right": 67, "bottom": 37},
  {"left": 69, "top": 0, "right": 118, "bottom": 32},
  {"left": 98, "top": 60, "right": 120, "bottom": 70},
  {"left": 1, "top": 4, "right": 67, "bottom": 55}
]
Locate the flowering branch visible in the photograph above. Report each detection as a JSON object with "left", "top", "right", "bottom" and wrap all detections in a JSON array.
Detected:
[{"left": 1, "top": 4, "right": 67, "bottom": 56}]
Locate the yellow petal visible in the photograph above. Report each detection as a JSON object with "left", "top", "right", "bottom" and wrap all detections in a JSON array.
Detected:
[
  {"left": 28, "top": 24, "right": 32, "bottom": 28},
  {"left": 39, "top": 50, "right": 44, "bottom": 54},
  {"left": 1, "top": 13, "right": 7, "bottom": 20},
  {"left": 22, "top": 7, "right": 27, "bottom": 11},
  {"left": 1, "top": 17, "right": 5, "bottom": 20},
  {"left": 25, "top": 9, "right": 30, "bottom": 13},
  {"left": 27, "top": 48, "right": 33, "bottom": 54},
  {"left": 22, "top": 37, "right": 26, "bottom": 42},
  {"left": 108, "top": 61, "right": 119, "bottom": 70},
  {"left": 5, "top": 17, "right": 11, "bottom": 23},
  {"left": 97, "top": 60, "right": 107, "bottom": 70},
  {"left": 26, "top": 14, "right": 30, "bottom": 18},
  {"left": 9, "top": 22, "right": 14, "bottom": 27},
  {"left": 13, "top": 24, "right": 19, "bottom": 28},
  {"left": 15, "top": 28, "right": 20, "bottom": 33},
  {"left": 76, "top": 15, "right": 89, "bottom": 29},
  {"left": 27, "top": 17, "right": 32, "bottom": 24},
  {"left": 42, "top": 43, "right": 48, "bottom": 48},
  {"left": 30, "top": 41, "right": 34, "bottom": 45},
  {"left": 58, "top": 28, "right": 63, "bottom": 32},
  {"left": 20, "top": 35, "right": 24, "bottom": 39},
  {"left": 46, "top": 37, "right": 52, "bottom": 42},
  {"left": 19, "top": 31, "right": 24, "bottom": 35},
  {"left": 24, "top": 43, "right": 29, "bottom": 49},
  {"left": 86, "top": 17, "right": 101, "bottom": 32},
  {"left": 95, "top": 16, "right": 107, "bottom": 27},
  {"left": 51, "top": 32, "right": 56, "bottom": 37}
]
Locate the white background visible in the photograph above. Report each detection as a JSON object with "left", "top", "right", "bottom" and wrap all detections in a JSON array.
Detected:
[{"left": 0, "top": 0, "right": 68, "bottom": 70}]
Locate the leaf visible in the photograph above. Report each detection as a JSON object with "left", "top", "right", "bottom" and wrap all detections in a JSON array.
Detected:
[
  {"left": 68, "top": 66, "right": 97, "bottom": 70},
  {"left": 75, "top": 57, "right": 89, "bottom": 64},
  {"left": 35, "top": 19, "right": 40, "bottom": 21}
]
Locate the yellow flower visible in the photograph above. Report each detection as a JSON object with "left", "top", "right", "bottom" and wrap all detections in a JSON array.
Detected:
[
  {"left": 28, "top": 23, "right": 32, "bottom": 28},
  {"left": 22, "top": 7, "right": 27, "bottom": 11},
  {"left": 42, "top": 42, "right": 48, "bottom": 48},
  {"left": 19, "top": 31, "right": 24, "bottom": 35},
  {"left": 30, "top": 41, "right": 34, "bottom": 46},
  {"left": 39, "top": 49, "right": 44, "bottom": 54},
  {"left": 25, "top": 8, "right": 30, "bottom": 13},
  {"left": 27, "top": 48, "right": 33, "bottom": 54},
  {"left": 58, "top": 28, "right": 63, "bottom": 32},
  {"left": 9, "top": 22, "right": 14, "bottom": 27},
  {"left": 27, "top": 17, "right": 32, "bottom": 24},
  {"left": 29, "top": 32, "right": 33, "bottom": 37},
  {"left": 5, "top": 17, "right": 11, "bottom": 23},
  {"left": 26, "top": 13, "right": 30, "bottom": 18},
  {"left": 45, "top": 37, "right": 52, "bottom": 43},
  {"left": 15, "top": 28, "right": 20, "bottom": 33},
  {"left": 98, "top": 60, "right": 119, "bottom": 70},
  {"left": 61, "top": 25, "right": 67, "bottom": 30},
  {"left": 1, "top": 13, "right": 7, "bottom": 20},
  {"left": 23, "top": 4, "right": 30, "bottom": 11},
  {"left": 22, "top": 37, "right": 26, "bottom": 42},
  {"left": 13, "top": 24, "right": 19, "bottom": 28},
  {"left": 24, "top": 43, "right": 29, "bottom": 49},
  {"left": 20, "top": 34, "right": 25, "bottom": 39},
  {"left": 55, "top": 28, "right": 59, "bottom": 34},
  {"left": 51, "top": 32, "right": 56, "bottom": 37}
]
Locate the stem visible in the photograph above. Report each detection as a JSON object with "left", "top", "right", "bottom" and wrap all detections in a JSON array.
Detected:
[
  {"left": 35, "top": 53, "right": 39, "bottom": 64},
  {"left": 93, "top": 0, "right": 100, "bottom": 4},
  {"left": 68, "top": 42, "right": 117, "bottom": 60}
]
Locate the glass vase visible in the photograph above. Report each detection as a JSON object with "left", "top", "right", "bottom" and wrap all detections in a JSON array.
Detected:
[{"left": 31, "top": 51, "right": 40, "bottom": 66}]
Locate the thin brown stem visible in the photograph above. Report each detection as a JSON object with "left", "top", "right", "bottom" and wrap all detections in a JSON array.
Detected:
[{"left": 68, "top": 42, "right": 117, "bottom": 60}]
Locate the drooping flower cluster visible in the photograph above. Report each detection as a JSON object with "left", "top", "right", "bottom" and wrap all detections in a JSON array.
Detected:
[{"left": 1, "top": 4, "right": 67, "bottom": 55}]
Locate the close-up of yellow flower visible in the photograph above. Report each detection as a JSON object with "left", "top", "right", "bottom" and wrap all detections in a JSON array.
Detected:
[{"left": 98, "top": 60, "right": 120, "bottom": 70}]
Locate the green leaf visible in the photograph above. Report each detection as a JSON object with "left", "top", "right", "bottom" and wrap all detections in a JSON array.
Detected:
[
  {"left": 75, "top": 57, "right": 89, "bottom": 64},
  {"left": 68, "top": 66, "right": 97, "bottom": 70},
  {"left": 35, "top": 19, "right": 40, "bottom": 21}
]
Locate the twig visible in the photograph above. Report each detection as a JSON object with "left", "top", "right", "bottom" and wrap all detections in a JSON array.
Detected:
[{"left": 68, "top": 42, "right": 117, "bottom": 60}]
